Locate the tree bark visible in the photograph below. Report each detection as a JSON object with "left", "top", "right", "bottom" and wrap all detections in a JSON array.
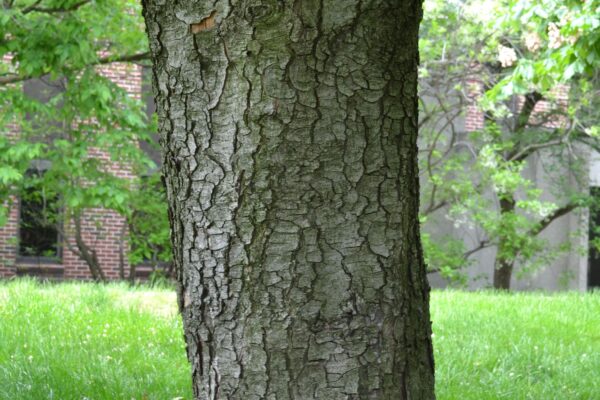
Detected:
[
  {"left": 493, "top": 197, "right": 515, "bottom": 290},
  {"left": 142, "top": 1, "right": 435, "bottom": 399}
]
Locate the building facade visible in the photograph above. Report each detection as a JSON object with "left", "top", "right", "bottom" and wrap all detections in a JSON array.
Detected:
[{"left": 0, "top": 59, "right": 155, "bottom": 280}]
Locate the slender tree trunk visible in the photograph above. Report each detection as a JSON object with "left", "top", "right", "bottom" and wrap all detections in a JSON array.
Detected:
[
  {"left": 493, "top": 197, "right": 515, "bottom": 290},
  {"left": 72, "top": 212, "right": 106, "bottom": 282},
  {"left": 142, "top": 1, "right": 434, "bottom": 399}
]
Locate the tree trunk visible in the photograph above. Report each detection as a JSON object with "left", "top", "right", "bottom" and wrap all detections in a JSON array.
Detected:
[
  {"left": 72, "top": 212, "right": 106, "bottom": 282},
  {"left": 142, "top": 1, "right": 435, "bottom": 399},
  {"left": 493, "top": 257, "right": 513, "bottom": 290},
  {"left": 493, "top": 197, "right": 515, "bottom": 290}
]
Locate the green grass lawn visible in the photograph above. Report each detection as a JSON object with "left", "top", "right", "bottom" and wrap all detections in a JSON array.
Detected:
[{"left": 0, "top": 280, "right": 598, "bottom": 399}]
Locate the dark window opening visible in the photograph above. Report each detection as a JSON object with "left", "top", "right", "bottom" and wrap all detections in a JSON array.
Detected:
[
  {"left": 18, "top": 167, "right": 62, "bottom": 263},
  {"left": 588, "top": 187, "right": 600, "bottom": 289}
]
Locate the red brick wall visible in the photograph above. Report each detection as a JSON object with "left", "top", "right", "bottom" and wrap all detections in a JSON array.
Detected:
[
  {"left": 465, "top": 78, "right": 485, "bottom": 132},
  {"left": 0, "top": 57, "right": 143, "bottom": 280},
  {"left": 0, "top": 54, "right": 23, "bottom": 278},
  {"left": 0, "top": 198, "right": 18, "bottom": 278}
]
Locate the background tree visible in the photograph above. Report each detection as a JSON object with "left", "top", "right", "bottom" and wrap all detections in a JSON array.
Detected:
[
  {"left": 0, "top": 0, "right": 171, "bottom": 280},
  {"left": 142, "top": 0, "right": 435, "bottom": 398},
  {"left": 418, "top": 0, "right": 600, "bottom": 289}
]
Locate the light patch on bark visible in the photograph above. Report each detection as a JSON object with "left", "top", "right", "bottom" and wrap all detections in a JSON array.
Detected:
[{"left": 190, "top": 10, "right": 217, "bottom": 34}]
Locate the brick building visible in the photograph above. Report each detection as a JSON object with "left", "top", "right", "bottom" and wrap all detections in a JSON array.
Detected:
[{"left": 0, "top": 59, "right": 157, "bottom": 280}]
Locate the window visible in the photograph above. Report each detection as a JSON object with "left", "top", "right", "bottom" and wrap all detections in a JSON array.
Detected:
[
  {"left": 18, "top": 166, "right": 62, "bottom": 263},
  {"left": 18, "top": 78, "right": 65, "bottom": 263}
]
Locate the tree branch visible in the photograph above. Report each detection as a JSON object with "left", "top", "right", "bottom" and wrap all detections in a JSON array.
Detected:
[
  {"left": 22, "top": 0, "right": 91, "bottom": 14},
  {"left": 0, "top": 52, "right": 150, "bottom": 86},
  {"left": 507, "top": 135, "right": 565, "bottom": 163},
  {"left": 422, "top": 199, "right": 448, "bottom": 216},
  {"left": 530, "top": 203, "right": 579, "bottom": 237},
  {"left": 97, "top": 52, "right": 151, "bottom": 64},
  {"left": 463, "top": 240, "right": 491, "bottom": 259}
]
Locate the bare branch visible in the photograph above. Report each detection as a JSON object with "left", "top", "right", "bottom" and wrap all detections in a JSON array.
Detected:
[
  {"left": 463, "top": 240, "right": 492, "bottom": 259},
  {"left": 507, "top": 136, "right": 565, "bottom": 162},
  {"left": 422, "top": 199, "right": 448, "bottom": 216}
]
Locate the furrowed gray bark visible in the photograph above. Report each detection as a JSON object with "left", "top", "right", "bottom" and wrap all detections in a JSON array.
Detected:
[{"left": 142, "top": 1, "right": 435, "bottom": 398}]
